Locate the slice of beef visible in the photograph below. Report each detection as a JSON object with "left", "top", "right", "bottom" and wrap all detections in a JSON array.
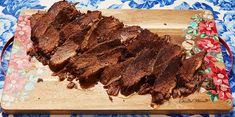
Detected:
[
  {"left": 31, "top": 14, "right": 54, "bottom": 43},
  {"left": 120, "top": 48, "right": 158, "bottom": 96},
  {"left": 105, "top": 80, "right": 120, "bottom": 96},
  {"left": 49, "top": 11, "right": 102, "bottom": 72},
  {"left": 177, "top": 51, "right": 206, "bottom": 83},
  {"left": 69, "top": 46, "right": 125, "bottom": 81},
  {"left": 49, "top": 39, "right": 79, "bottom": 71},
  {"left": 100, "top": 58, "right": 134, "bottom": 85},
  {"left": 138, "top": 75, "right": 156, "bottom": 95},
  {"left": 123, "top": 29, "right": 169, "bottom": 56},
  {"left": 31, "top": 1, "right": 79, "bottom": 43},
  {"left": 81, "top": 16, "right": 124, "bottom": 50},
  {"left": 28, "top": 25, "right": 60, "bottom": 65},
  {"left": 51, "top": 7, "right": 81, "bottom": 30},
  {"left": 37, "top": 25, "right": 60, "bottom": 57},
  {"left": 107, "top": 26, "right": 142, "bottom": 42},
  {"left": 153, "top": 44, "right": 183, "bottom": 78},
  {"left": 151, "top": 56, "right": 182, "bottom": 104},
  {"left": 30, "top": 1, "right": 79, "bottom": 45},
  {"left": 101, "top": 58, "right": 134, "bottom": 96},
  {"left": 47, "top": 1, "right": 77, "bottom": 18},
  {"left": 30, "top": 10, "right": 81, "bottom": 65},
  {"left": 30, "top": 11, "right": 45, "bottom": 29},
  {"left": 172, "top": 51, "right": 206, "bottom": 98},
  {"left": 60, "top": 11, "right": 101, "bottom": 43},
  {"left": 85, "top": 39, "right": 121, "bottom": 55}
]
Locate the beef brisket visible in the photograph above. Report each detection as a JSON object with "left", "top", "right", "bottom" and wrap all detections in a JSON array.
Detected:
[
  {"left": 124, "top": 29, "right": 169, "bottom": 56},
  {"left": 151, "top": 56, "right": 182, "bottom": 104},
  {"left": 31, "top": 14, "right": 54, "bottom": 43},
  {"left": 68, "top": 46, "right": 125, "bottom": 81},
  {"left": 51, "top": 7, "right": 80, "bottom": 30},
  {"left": 60, "top": 10, "right": 101, "bottom": 43},
  {"left": 49, "top": 11, "right": 102, "bottom": 72},
  {"left": 100, "top": 58, "right": 134, "bottom": 85},
  {"left": 49, "top": 39, "right": 79, "bottom": 71},
  {"left": 172, "top": 51, "right": 206, "bottom": 98},
  {"left": 108, "top": 26, "right": 142, "bottom": 42},
  {"left": 30, "top": 12, "right": 45, "bottom": 29},
  {"left": 120, "top": 48, "right": 158, "bottom": 89},
  {"left": 81, "top": 16, "right": 124, "bottom": 50},
  {"left": 177, "top": 51, "right": 206, "bottom": 83},
  {"left": 29, "top": 1, "right": 208, "bottom": 106},
  {"left": 47, "top": 1, "right": 76, "bottom": 18},
  {"left": 153, "top": 44, "right": 183, "bottom": 78}
]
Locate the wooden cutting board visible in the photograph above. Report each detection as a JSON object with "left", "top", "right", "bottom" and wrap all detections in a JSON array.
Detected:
[{"left": 1, "top": 9, "right": 232, "bottom": 114}]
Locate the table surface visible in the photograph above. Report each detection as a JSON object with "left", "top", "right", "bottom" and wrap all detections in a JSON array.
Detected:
[{"left": 0, "top": 0, "right": 234, "bottom": 117}]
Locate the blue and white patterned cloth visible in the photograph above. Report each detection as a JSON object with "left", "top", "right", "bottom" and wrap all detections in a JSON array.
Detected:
[{"left": 0, "top": 0, "right": 234, "bottom": 117}]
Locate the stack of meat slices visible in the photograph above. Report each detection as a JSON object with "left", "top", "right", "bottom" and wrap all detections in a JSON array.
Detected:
[{"left": 28, "top": 1, "right": 207, "bottom": 105}]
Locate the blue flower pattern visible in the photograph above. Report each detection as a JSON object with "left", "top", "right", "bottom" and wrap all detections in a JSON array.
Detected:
[
  {"left": 120, "top": 0, "right": 175, "bottom": 9},
  {"left": 0, "top": 0, "right": 234, "bottom": 117}
]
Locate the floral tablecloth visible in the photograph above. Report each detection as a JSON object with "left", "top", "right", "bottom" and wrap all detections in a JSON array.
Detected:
[{"left": 0, "top": 0, "right": 234, "bottom": 117}]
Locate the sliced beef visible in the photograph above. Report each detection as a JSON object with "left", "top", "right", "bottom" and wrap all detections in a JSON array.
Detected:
[
  {"left": 124, "top": 29, "right": 169, "bottom": 56},
  {"left": 100, "top": 58, "right": 134, "bottom": 85},
  {"left": 29, "top": 1, "right": 208, "bottom": 106},
  {"left": 31, "top": 14, "right": 54, "bottom": 43},
  {"left": 49, "top": 39, "right": 79, "bottom": 71},
  {"left": 49, "top": 11, "right": 102, "bottom": 72},
  {"left": 47, "top": 1, "right": 76, "bottom": 18},
  {"left": 81, "top": 16, "right": 124, "bottom": 50},
  {"left": 172, "top": 51, "right": 206, "bottom": 98},
  {"left": 120, "top": 48, "right": 158, "bottom": 96},
  {"left": 51, "top": 7, "right": 81, "bottom": 30},
  {"left": 177, "top": 51, "right": 206, "bottom": 83},
  {"left": 138, "top": 75, "right": 156, "bottom": 95},
  {"left": 67, "top": 46, "right": 125, "bottom": 85},
  {"left": 105, "top": 80, "right": 121, "bottom": 96},
  {"left": 30, "top": 12, "right": 45, "bottom": 29},
  {"left": 31, "top": 2, "right": 79, "bottom": 43},
  {"left": 151, "top": 56, "right": 182, "bottom": 104},
  {"left": 37, "top": 25, "right": 60, "bottom": 57},
  {"left": 85, "top": 39, "right": 121, "bottom": 55},
  {"left": 153, "top": 44, "right": 183, "bottom": 78},
  {"left": 60, "top": 11, "right": 101, "bottom": 43},
  {"left": 108, "top": 26, "right": 142, "bottom": 42}
]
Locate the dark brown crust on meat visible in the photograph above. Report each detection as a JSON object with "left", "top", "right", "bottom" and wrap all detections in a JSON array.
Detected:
[{"left": 29, "top": 1, "right": 208, "bottom": 106}]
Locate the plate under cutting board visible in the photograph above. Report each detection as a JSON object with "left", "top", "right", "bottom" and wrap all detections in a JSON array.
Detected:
[{"left": 1, "top": 9, "right": 232, "bottom": 114}]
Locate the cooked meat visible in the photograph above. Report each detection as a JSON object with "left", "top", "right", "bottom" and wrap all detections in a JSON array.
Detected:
[
  {"left": 81, "top": 16, "right": 124, "bottom": 50},
  {"left": 31, "top": 1, "right": 79, "bottom": 43},
  {"left": 153, "top": 44, "right": 183, "bottom": 78},
  {"left": 29, "top": 1, "right": 208, "bottom": 106},
  {"left": 30, "top": 12, "right": 45, "bottom": 29},
  {"left": 138, "top": 75, "right": 156, "bottom": 95},
  {"left": 151, "top": 56, "right": 182, "bottom": 104},
  {"left": 108, "top": 26, "right": 142, "bottom": 42},
  {"left": 47, "top": 1, "right": 76, "bottom": 18},
  {"left": 85, "top": 39, "right": 121, "bottom": 55},
  {"left": 49, "top": 11, "right": 102, "bottom": 72},
  {"left": 124, "top": 29, "right": 169, "bottom": 56},
  {"left": 69, "top": 46, "right": 125, "bottom": 81},
  {"left": 177, "top": 51, "right": 206, "bottom": 83},
  {"left": 105, "top": 80, "right": 121, "bottom": 96},
  {"left": 172, "top": 51, "right": 206, "bottom": 98},
  {"left": 31, "top": 14, "right": 54, "bottom": 43},
  {"left": 49, "top": 39, "right": 79, "bottom": 71},
  {"left": 37, "top": 25, "right": 60, "bottom": 57},
  {"left": 120, "top": 48, "right": 158, "bottom": 90},
  {"left": 101, "top": 58, "right": 134, "bottom": 85},
  {"left": 60, "top": 10, "right": 101, "bottom": 43},
  {"left": 51, "top": 7, "right": 80, "bottom": 30}
]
